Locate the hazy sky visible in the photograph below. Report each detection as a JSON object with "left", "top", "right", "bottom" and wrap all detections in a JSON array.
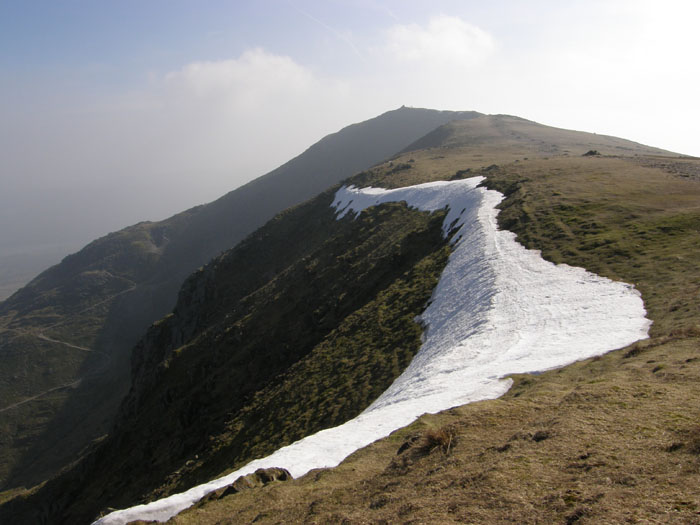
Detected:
[{"left": 1, "top": 0, "right": 699, "bottom": 257}]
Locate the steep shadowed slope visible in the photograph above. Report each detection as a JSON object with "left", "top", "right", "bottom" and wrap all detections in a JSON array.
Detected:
[
  {"left": 3, "top": 187, "right": 452, "bottom": 524},
  {"left": 0, "top": 107, "right": 481, "bottom": 492}
]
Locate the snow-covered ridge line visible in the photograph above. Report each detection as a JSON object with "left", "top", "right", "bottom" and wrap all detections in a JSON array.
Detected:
[{"left": 95, "top": 177, "right": 650, "bottom": 524}]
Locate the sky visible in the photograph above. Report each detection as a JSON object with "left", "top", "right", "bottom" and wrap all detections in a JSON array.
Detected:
[{"left": 1, "top": 0, "right": 699, "bottom": 262}]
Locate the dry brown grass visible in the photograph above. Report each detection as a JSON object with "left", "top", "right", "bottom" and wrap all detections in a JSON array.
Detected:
[
  {"left": 169, "top": 336, "right": 700, "bottom": 524},
  {"left": 683, "top": 425, "right": 700, "bottom": 455}
]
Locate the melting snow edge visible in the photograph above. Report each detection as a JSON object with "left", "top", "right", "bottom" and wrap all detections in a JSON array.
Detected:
[{"left": 94, "top": 177, "right": 650, "bottom": 524}]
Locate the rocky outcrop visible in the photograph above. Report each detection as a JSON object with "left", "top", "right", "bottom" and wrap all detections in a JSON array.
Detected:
[{"left": 192, "top": 467, "right": 292, "bottom": 509}]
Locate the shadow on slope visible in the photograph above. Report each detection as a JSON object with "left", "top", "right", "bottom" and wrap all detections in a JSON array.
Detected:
[
  {"left": 0, "top": 107, "right": 481, "bottom": 491},
  {"left": 0, "top": 187, "right": 452, "bottom": 524}
]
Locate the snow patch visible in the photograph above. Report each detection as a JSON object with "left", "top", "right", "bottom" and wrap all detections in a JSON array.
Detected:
[{"left": 94, "top": 177, "right": 650, "bottom": 524}]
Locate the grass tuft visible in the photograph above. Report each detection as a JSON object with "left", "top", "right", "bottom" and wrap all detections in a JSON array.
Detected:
[{"left": 416, "top": 426, "right": 456, "bottom": 456}]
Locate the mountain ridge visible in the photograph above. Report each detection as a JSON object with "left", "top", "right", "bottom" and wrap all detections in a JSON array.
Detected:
[
  {"left": 1, "top": 113, "right": 690, "bottom": 524},
  {"left": 2, "top": 112, "right": 698, "bottom": 524}
]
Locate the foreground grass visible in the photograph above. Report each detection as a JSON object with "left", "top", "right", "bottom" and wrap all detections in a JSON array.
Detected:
[
  {"left": 171, "top": 336, "right": 700, "bottom": 524},
  {"left": 168, "top": 153, "right": 700, "bottom": 524}
]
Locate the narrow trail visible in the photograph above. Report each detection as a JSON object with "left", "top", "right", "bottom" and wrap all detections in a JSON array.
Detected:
[
  {"left": 0, "top": 283, "right": 136, "bottom": 413},
  {"left": 41, "top": 282, "right": 137, "bottom": 332},
  {"left": 0, "top": 379, "right": 83, "bottom": 414},
  {"left": 0, "top": 328, "right": 113, "bottom": 413},
  {"left": 35, "top": 333, "right": 92, "bottom": 352}
]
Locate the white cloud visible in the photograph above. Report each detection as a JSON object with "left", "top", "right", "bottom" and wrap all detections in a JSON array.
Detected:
[
  {"left": 165, "top": 49, "right": 316, "bottom": 110},
  {"left": 385, "top": 15, "right": 495, "bottom": 68},
  {"left": 147, "top": 49, "right": 360, "bottom": 186}
]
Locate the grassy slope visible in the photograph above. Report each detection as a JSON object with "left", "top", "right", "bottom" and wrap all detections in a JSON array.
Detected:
[
  {"left": 122, "top": 198, "right": 452, "bottom": 507},
  {"left": 169, "top": 124, "right": 700, "bottom": 524}
]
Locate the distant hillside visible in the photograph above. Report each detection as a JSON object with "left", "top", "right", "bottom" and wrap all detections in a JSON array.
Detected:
[
  {"left": 401, "top": 113, "right": 672, "bottom": 156},
  {"left": 1, "top": 114, "right": 691, "bottom": 524},
  {"left": 0, "top": 247, "right": 76, "bottom": 302},
  {"left": 0, "top": 107, "right": 481, "bottom": 492}
]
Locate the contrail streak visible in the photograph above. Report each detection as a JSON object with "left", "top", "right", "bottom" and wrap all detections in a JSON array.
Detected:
[{"left": 286, "top": 0, "right": 366, "bottom": 61}]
